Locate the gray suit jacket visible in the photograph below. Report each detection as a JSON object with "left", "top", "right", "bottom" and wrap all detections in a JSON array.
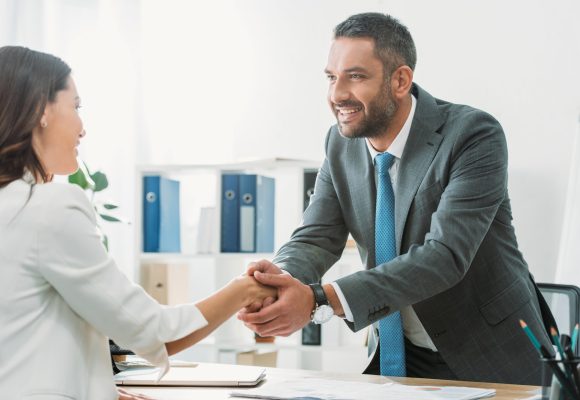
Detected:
[{"left": 273, "top": 84, "right": 552, "bottom": 385}]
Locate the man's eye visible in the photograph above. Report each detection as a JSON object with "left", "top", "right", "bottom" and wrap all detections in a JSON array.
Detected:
[
  {"left": 326, "top": 75, "right": 336, "bottom": 82},
  {"left": 350, "top": 74, "right": 363, "bottom": 79}
]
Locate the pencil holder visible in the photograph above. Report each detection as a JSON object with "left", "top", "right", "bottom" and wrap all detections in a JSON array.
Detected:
[{"left": 540, "top": 357, "right": 580, "bottom": 400}]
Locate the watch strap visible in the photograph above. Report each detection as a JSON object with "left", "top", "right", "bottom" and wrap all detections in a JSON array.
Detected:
[{"left": 309, "top": 283, "right": 329, "bottom": 306}]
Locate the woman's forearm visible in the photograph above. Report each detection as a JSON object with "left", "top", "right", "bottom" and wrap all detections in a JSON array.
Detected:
[{"left": 165, "top": 275, "right": 275, "bottom": 356}]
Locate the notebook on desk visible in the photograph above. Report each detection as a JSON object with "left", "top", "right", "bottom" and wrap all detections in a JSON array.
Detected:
[{"left": 114, "top": 363, "right": 266, "bottom": 387}]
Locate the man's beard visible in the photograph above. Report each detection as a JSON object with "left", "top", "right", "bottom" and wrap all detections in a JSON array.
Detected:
[{"left": 336, "top": 87, "right": 398, "bottom": 139}]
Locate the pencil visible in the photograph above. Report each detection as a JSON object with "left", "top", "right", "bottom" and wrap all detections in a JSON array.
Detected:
[
  {"left": 520, "top": 320, "right": 541, "bottom": 351},
  {"left": 551, "top": 327, "right": 567, "bottom": 362},
  {"left": 572, "top": 323, "right": 579, "bottom": 354}
]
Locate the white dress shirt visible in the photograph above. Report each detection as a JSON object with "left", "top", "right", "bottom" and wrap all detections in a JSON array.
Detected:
[
  {"left": 0, "top": 176, "right": 208, "bottom": 399},
  {"left": 331, "top": 95, "right": 438, "bottom": 351}
]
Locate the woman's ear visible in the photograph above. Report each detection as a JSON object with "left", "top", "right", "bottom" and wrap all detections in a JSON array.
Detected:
[{"left": 39, "top": 106, "right": 49, "bottom": 129}]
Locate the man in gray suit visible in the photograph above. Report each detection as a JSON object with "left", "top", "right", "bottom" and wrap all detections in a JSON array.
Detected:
[{"left": 238, "top": 12, "right": 553, "bottom": 385}]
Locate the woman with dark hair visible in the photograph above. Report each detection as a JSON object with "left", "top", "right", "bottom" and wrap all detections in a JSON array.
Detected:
[{"left": 0, "top": 46, "right": 275, "bottom": 400}]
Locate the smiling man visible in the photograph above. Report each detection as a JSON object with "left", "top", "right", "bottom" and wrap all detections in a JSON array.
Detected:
[{"left": 239, "top": 12, "right": 554, "bottom": 385}]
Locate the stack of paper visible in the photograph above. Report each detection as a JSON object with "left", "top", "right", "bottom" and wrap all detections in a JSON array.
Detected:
[{"left": 230, "top": 378, "right": 496, "bottom": 400}]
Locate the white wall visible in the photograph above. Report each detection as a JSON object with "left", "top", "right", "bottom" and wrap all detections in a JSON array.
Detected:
[
  {"left": 218, "top": 0, "right": 580, "bottom": 282},
  {"left": 3, "top": 0, "right": 580, "bottom": 283},
  {"left": 1, "top": 0, "right": 141, "bottom": 277}
]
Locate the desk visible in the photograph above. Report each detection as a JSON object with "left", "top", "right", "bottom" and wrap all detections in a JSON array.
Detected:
[{"left": 123, "top": 363, "right": 540, "bottom": 399}]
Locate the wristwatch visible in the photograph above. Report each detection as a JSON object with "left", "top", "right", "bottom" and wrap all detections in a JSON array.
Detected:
[{"left": 308, "top": 283, "right": 334, "bottom": 324}]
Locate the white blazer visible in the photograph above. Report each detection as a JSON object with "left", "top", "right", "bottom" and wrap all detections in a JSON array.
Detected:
[{"left": 0, "top": 177, "right": 208, "bottom": 400}]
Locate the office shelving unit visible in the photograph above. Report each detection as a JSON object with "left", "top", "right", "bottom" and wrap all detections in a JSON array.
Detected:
[{"left": 133, "top": 158, "right": 368, "bottom": 372}]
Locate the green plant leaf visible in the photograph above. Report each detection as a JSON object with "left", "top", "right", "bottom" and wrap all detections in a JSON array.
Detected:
[
  {"left": 80, "top": 161, "right": 96, "bottom": 190},
  {"left": 82, "top": 160, "right": 92, "bottom": 175},
  {"left": 91, "top": 171, "right": 109, "bottom": 192},
  {"left": 99, "top": 213, "right": 121, "bottom": 223},
  {"left": 102, "top": 203, "right": 119, "bottom": 210},
  {"left": 102, "top": 234, "right": 109, "bottom": 251},
  {"left": 68, "top": 168, "right": 90, "bottom": 189}
]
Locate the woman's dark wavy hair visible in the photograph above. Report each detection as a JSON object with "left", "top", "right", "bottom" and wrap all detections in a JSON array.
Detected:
[{"left": 0, "top": 46, "right": 71, "bottom": 188}]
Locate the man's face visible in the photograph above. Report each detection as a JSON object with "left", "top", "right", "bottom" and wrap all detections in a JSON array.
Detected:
[{"left": 325, "top": 37, "right": 397, "bottom": 139}]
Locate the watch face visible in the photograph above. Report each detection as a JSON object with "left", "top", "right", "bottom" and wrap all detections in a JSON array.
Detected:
[{"left": 313, "top": 304, "right": 334, "bottom": 324}]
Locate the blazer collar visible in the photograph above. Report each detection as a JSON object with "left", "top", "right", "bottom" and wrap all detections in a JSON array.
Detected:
[{"left": 394, "top": 83, "right": 445, "bottom": 253}]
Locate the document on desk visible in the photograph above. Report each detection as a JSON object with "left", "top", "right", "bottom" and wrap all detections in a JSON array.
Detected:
[
  {"left": 115, "top": 363, "right": 265, "bottom": 387},
  {"left": 230, "top": 378, "right": 496, "bottom": 400}
]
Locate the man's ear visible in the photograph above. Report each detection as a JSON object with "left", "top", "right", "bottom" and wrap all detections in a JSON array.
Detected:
[{"left": 390, "top": 65, "right": 414, "bottom": 100}]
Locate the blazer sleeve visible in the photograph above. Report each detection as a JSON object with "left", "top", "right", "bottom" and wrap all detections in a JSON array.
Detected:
[
  {"left": 273, "top": 128, "right": 350, "bottom": 283},
  {"left": 35, "top": 184, "right": 207, "bottom": 373},
  {"left": 336, "top": 110, "right": 510, "bottom": 331}
]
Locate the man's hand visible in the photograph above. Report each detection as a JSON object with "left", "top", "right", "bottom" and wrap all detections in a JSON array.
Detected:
[
  {"left": 238, "top": 271, "right": 315, "bottom": 337},
  {"left": 246, "top": 259, "right": 283, "bottom": 276},
  {"left": 243, "top": 259, "right": 282, "bottom": 313}
]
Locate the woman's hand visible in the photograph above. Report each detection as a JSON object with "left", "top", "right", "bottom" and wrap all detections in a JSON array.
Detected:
[
  {"left": 236, "top": 274, "right": 278, "bottom": 308},
  {"left": 165, "top": 269, "right": 278, "bottom": 355},
  {"left": 246, "top": 276, "right": 278, "bottom": 307},
  {"left": 241, "top": 259, "right": 282, "bottom": 312}
]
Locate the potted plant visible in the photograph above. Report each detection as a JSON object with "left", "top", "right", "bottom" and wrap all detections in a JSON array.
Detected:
[{"left": 68, "top": 161, "right": 127, "bottom": 251}]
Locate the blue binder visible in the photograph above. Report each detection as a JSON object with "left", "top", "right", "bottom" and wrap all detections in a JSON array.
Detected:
[
  {"left": 143, "top": 176, "right": 181, "bottom": 252},
  {"left": 239, "top": 175, "right": 275, "bottom": 253},
  {"left": 221, "top": 174, "right": 240, "bottom": 252}
]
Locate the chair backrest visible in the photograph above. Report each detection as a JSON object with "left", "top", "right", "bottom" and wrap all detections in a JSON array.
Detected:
[{"left": 537, "top": 283, "right": 580, "bottom": 355}]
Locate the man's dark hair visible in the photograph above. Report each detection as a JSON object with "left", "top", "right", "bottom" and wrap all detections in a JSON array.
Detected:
[{"left": 334, "top": 13, "right": 417, "bottom": 76}]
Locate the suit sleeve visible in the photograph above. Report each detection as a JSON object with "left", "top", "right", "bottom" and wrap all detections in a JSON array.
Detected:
[
  {"left": 336, "top": 111, "right": 509, "bottom": 331},
  {"left": 36, "top": 185, "right": 207, "bottom": 372},
  {"left": 273, "top": 128, "right": 349, "bottom": 283}
]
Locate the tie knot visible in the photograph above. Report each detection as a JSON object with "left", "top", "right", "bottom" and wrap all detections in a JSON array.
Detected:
[{"left": 375, "top": 152, "right": 395, "bottom": 175}]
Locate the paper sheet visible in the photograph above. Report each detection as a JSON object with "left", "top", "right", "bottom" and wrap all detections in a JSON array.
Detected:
[{"left": 230, "top": 378, "right": 496, "bottom": 400}]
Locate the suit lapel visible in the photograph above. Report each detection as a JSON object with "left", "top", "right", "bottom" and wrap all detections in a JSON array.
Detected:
[
  {"left": 395, "top": 84, "right": 444, "bottom": 253},
  {"left": 346, "top": 138, "right": 376, "bottom": 268}
]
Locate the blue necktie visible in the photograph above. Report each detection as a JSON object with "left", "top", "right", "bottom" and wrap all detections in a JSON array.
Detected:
[{"left": 375, "top": 152, "right": 406, "bottom": 377}]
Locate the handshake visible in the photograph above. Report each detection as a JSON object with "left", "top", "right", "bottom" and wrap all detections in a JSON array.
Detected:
[{"left": 232, "top": 259, "right": 335, "bottom": 338}]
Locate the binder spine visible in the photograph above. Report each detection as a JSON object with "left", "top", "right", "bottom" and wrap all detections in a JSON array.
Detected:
[
  {"left": 221, "top": 174, "right": 240, "bottom": 252},
  {"left": 239, "top": 175, "right": 257, "bottom": 253},
  {"left": 143, "top": 176, "right": 160, "bottom": 252}
]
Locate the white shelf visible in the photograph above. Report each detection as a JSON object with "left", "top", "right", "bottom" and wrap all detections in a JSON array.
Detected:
[
  {"left": 138, "top": 157, "right": 321, "bottom": 173},
  {"left": 139, "top": 252, "right": 275, "bottom": 262}
]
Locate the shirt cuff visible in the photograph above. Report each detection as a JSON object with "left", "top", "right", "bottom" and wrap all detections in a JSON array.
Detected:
[
  {"left": 140, "top": 304, "right": 208, "bottom": 380},
  {"left": 330, "top": 282, "right": 354, "bottom": 322}
]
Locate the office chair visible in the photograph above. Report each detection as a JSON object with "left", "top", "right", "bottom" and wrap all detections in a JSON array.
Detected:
[{"left": 537, "top": 282, "right": 580, "bottom": 356}]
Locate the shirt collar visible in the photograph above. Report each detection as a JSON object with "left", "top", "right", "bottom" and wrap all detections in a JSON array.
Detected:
[
  {"left": 22, "top": 169, "right": 36, "bottom": 185},
  {"left": 366, "top": 94, "right": 417, "bottom": 161}
]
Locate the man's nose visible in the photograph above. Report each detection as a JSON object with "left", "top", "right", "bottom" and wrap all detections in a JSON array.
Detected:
[{"left": 329, "top": 79, "right": 350, "bottom": 104}]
